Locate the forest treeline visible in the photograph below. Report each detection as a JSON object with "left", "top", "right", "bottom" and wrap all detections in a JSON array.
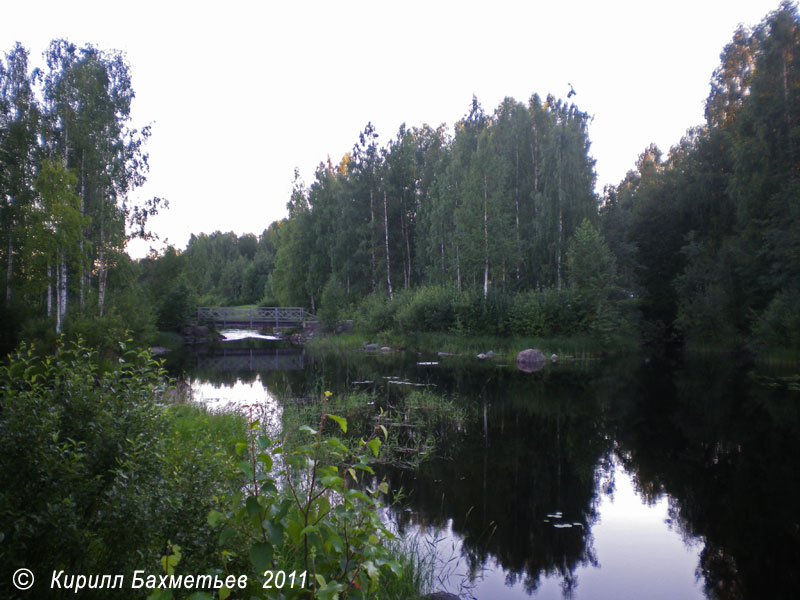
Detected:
[
  {"left": 0, "top": 39, "right": 163, "bottom": 352},
  {"left": 2, "top": 2, "right": 799, "bottom": 354}
]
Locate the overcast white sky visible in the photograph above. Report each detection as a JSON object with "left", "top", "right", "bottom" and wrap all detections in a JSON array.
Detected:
[{"left": 1, "top": 0, "right": 785, "bottom": 257}]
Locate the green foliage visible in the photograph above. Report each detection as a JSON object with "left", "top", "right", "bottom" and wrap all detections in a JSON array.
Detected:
[
  {"left": 395, "top": 285, "right": 458, "bottom": 332},
  {"left": 752, "top": 288, "right": 800, "bottom": 351},
  {"left": 354, "top": 293, "right": 400, "bottom": 333},
  {"left": 0, "top": 339, "right": 242, "bottom": 598},
  {"left": 0, "top": 338, "right": 168, "bottom": 587},
  {"left": 349, "top": 283, "right": 630, "bottom": 343},
  {"left": 508, "top": 288, "right": 585, "bottom": 337},
  {"left": 319, "top": 275, "right": 347, "bottom": 331},
  {"left": 206, "top": 395, "right": 404, "bottom": 599},
  {"left": 157, "top": 280, "right": 197, "bottom": 332},
  {"left": 602, "top": 3, "right": 800, "bottom": 349}
]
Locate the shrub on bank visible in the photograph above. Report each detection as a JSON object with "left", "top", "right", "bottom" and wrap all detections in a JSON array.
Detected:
[
  {"left": 352, "top": 285, "right": 621, "bottom": 340},
  {"left": 0, "top": 339, "right": 241, "bottom": 598}
]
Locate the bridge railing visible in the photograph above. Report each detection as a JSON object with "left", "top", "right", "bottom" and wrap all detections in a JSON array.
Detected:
[{"left": 197, "top": 307, "right": 317, "bottom": 328}]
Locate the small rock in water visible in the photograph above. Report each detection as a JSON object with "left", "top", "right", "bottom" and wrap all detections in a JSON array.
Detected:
[
  {"left": 517, "top": 348, "right": 546, "bottom": 373},
  {"left": 551, "top": 353, "right": 559, "bottom": 363}
]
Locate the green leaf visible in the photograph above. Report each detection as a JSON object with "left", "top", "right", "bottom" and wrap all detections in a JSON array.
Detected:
[
  {"left": 317, "top": 582, "right": 344, "bottom": 600},
  {"left": 326, "top": 438, "right": 349, "bottom": 453},
  {"left": 299, "top": 425, "right": 317, "bottom": 435},
  {"left": 246, "top": 496, "right": 261, "bottom": 518},
  {"left": 287, "top": 519, "right": 304, "bottom": 544},
  {"left": 235, "top": 442, "right": 249, "bottom": 456},
  {"left": 320, "top": 474, "right": 343, "bottom": 487},
  {"left": 257, "top": 452, "right": 273, "bottom": 471},
  {"left": 207, "top": 510, "right": 224, "bottom": 527},
  {"left": 219, "top": 525, "right": 237, "bottom": 545},
  {"left": 250, "top": 541, "right": 273, "bottom": 572},
  {"left": 363, "top": 560, "right": 379, "bottom": 581},
  {"left": 327, "top": 414, "right": 347, "bottom": 433},
  {"left": 264, "top": 520, "right": 284, "bottom": 546},
  {"left": 218, "top": 587, "right": 231, "bottom": 600},
  {"left": 365, "top": 437, "right": 381, "bottom": 457},
  {"left": 346, "top": 489, "right": 372, "bottom": 503},
  {"left": 385, "top": 559, "right": 403, "bottom": 577},
  {"left": 260, "top": 479, "right": 278, "bottom": 495}
]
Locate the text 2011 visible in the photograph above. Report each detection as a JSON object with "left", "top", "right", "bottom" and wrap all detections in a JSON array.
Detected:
[{"left": 263, "top": 570, "right": 307, "bottom": 589}]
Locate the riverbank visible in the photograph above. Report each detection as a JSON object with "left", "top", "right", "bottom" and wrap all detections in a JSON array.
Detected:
[{"left": 307, "top": 330, "right": 640, "bottom": 363}]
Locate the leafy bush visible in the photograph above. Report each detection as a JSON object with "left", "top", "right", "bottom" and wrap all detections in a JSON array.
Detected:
[
  {"left": 157, "top": 280, "right": 198, "bottom": 332},
  {"left": 752, "top": 289, "right": 800, "bottom": 350},
  {"left": 204, "top": 395, "right": 404, "bottom": 599},
  {"left": 354, "top": 293, "right": 398, "bottom": 333},
  {"left": 0, "top": 339, "right": 169, "bottom": 593},
  {"left": 395, "top": 285, "right": 457, "bottom": 332},
  {"left": 0, "top": 339, "right": 240, "bottom": 598},
  {"left": 319, "top": 275, "right": 347, "bottom": 331}
]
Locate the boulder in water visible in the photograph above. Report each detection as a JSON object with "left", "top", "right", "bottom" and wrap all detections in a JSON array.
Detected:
[{"left": 516, "top": 348, "right": 546, "bottom": 373}]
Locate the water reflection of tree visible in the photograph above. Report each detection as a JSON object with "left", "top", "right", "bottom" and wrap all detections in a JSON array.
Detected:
[
  {"left": 614, "top": 357, "right": 800, "bottom": 600},
  {"left": 383, "top": 367, "right": 615, "bottom": 595}
]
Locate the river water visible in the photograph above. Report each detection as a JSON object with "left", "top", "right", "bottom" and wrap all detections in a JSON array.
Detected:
[{"left": 172, "top": 333, "right": 800, "bottom": 600}]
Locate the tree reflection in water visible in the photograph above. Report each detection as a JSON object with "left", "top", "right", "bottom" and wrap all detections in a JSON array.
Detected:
[{"left": 182, "top": 345, "right": 800, "bottom": 599}]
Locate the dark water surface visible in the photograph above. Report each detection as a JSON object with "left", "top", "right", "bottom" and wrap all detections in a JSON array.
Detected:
[{"left": 175, "top": 338, "right": 800, "bottom": 599}]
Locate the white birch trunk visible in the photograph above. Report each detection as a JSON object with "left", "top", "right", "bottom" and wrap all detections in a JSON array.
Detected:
[
  {"left": 369, "top": 188, "right": 377, "bottom": 293},
  {"left": 79, "top": 151, "right": 86, "bottom": 312},
  {"left": 483, "top": 174, "right": 489, "bottom": 299},
  {"left": 5, "top": 223, "right": 12, "bottom": 304},
  {"left": 383, "top": 190, "right": 393, "bottom": 300},
  {"left": 47, "top": 261, "right": 53, "bottom": 317}
]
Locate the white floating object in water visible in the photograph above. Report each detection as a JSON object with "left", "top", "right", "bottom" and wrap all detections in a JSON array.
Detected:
[
  {"left": 553, "top": 523, "right": 573, "bottom": 529},
  {"left": 417, "top": 362, "right": 439, "bottom": 366}
]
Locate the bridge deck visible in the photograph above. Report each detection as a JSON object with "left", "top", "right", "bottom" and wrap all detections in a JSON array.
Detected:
[{"left": 197, "top": 307, "right": 317, "bottom": 329}]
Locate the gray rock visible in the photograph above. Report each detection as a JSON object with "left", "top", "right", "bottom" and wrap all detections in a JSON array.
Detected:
[
  {"left": 363, "top": 343, "right": 379, "bottom": 352},
  {"left": 516, "top": 348, "right": 546, "bottom": 373}
]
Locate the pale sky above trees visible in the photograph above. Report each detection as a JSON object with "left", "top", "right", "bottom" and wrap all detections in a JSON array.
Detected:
[{"left": 1, "top": 0, "right": 785, "bottom": 257}]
